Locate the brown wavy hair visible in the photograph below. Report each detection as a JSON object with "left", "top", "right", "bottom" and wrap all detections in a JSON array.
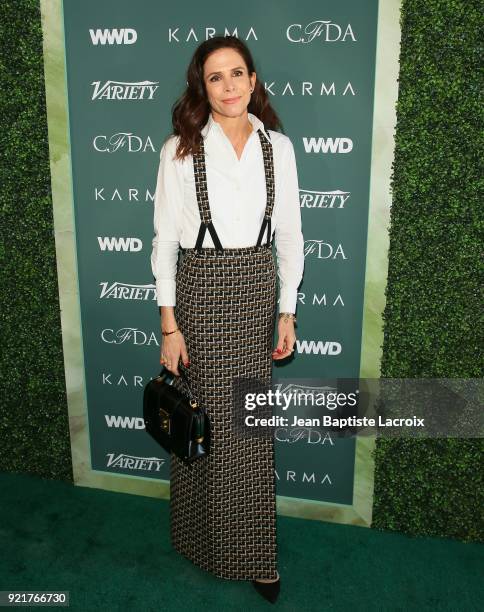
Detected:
[{"left": 170, "top": 36, "right": 283, "bottom": 160}]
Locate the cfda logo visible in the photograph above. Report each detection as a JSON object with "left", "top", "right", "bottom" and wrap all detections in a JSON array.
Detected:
[
  {"left": 286, "top": 20, "right": 356, "bottom": 44},
  {"left": 304, "top": 240, "right": 347, "bottom": 260}
]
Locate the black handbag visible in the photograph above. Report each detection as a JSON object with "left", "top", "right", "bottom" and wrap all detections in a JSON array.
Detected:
[{"left": 143, "top": 364, "right": 210, "bottom": 464}]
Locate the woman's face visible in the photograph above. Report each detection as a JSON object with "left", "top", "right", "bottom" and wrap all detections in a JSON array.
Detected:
[{"left": 203, "top": 47, "right": 256, "bottom": 119}]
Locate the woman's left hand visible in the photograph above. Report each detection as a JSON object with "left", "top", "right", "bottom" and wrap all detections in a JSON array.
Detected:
[{"left": 272, "top": 318, "right": 296, "bottom": 360}]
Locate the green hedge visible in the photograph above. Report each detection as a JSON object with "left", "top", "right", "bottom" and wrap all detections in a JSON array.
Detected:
[
  {"left": 0, "top": 0, "right": 481, "bottom": 541},
  {"left": 0, "top": 0, "right": 72, "bottom": 481},
  {"left": 372, "top": 0, "right": 482, "bottom": 543}
]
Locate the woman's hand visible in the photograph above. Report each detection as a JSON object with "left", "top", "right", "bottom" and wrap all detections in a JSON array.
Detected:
[
  {"left": 160, "top": 330, "right": 189, "bottom": 375},
  {"left": 160, "top": 307, "right": 189, "bottom": 376},
  {"left": 272, "top": 317, "right": 297, "bottom": 360}
]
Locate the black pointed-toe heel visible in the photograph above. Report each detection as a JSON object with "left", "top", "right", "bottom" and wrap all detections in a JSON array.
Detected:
[{"left": 252, "top": 573, "right": 281, "bottom": 603}]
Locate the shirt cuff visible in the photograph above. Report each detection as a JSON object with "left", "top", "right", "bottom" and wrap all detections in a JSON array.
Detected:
[
  {"left": 278, "top": 287, "right": 298, "bottom": 315},
  {"left": 156, "top": 279, "right": 176, "bottom": 307}
]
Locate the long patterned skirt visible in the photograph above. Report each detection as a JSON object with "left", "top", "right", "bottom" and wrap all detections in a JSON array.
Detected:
[{"left": 169, "top": 244, "right": 278, "bottom": 581}]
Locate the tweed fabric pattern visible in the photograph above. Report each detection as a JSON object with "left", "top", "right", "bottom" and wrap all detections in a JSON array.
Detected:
[{"left": 169, "top": 128, "right": 279, "bottom": 581}]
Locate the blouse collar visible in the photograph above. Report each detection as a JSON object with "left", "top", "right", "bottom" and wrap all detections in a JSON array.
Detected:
[{"left": 201, "top": 111, "right": 269, "bottom": 140}]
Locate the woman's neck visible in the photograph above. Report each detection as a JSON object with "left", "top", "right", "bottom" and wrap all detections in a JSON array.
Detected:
[{"left": 211, "top": 111, "right": 253, "bottom": 143}]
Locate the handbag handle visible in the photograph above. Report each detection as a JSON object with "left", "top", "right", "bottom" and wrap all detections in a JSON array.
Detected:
[{"left": 159, "top": 363, "right": 197, "bottom": 404}]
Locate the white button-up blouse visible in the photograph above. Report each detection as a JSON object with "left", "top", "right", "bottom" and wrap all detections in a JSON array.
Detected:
[{"left": 150, "top": 112, "right": 304, "bottom": 313}]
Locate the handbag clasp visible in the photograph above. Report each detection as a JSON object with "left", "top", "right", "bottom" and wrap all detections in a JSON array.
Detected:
[{"left": 159, "top": 407, "right": 170, "bottom": 434}]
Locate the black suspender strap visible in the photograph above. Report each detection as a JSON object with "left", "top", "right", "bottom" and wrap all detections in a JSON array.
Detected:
[
  {"left": 193, "top": 135, "right": 224, "bottom": 253},
  {"left": 195, "top": 221, "right": 224, "bottom": 253},
  {"left": 256, "top": 217, "right": 272, "bottom": 248},
  {"left": 255, "top": 125, "right": 274, "bottom": 248},
  {"left": 193, "top": 124, "right": 274, "bottom": 252}
]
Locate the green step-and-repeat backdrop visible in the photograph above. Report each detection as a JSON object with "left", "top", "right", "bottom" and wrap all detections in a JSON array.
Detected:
[{"left": 41, "top": 0, "right": 401, "bottom": 527}]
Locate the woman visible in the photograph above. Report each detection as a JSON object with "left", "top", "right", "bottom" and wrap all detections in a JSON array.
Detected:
[{"left": 150, "top": 35, "right": 304, "bottom": 603}]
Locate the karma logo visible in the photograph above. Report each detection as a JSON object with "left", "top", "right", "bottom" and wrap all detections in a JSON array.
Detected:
[
  {"left": 275, "top": 468, "right": 333, "bottom": 484},
  {"left": 94, "top": 186, "right": 155, "bottom": 202},
  {"left": 168, "top": 26, "right": 258, "bottom": 42}
]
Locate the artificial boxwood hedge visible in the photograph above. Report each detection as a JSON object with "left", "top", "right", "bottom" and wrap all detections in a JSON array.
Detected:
[
  {"left": 373, "top": 0, "right": 482, "bottom": 543},
  {"left": 1, "top": 0, "right": 72, "bottom": 481},
  {"left": 0, "top": 0, "right": 481, "bottom": 541}
]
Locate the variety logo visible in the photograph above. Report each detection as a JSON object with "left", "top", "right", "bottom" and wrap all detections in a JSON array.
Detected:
[
  {"left": 94, "top": 187, "right": 155, "bottom": 202},
  {"left": 303, "top": 137, "right": 353, "bottom": 154},
  {"left": 99, "top": 282, "right": 156, "bottom": 300},
  {"left": 91, "top": 80, "right": 159, "bottom": 100},
  {"left": 297, "top": 292, "right": 345, "bottom": 307},
  {"left": 296, "top": 340, "right": 342, "bottom": 355},
  {"left": 105, "top": 415, "right": 145, "bottom": 429},
  {"left": 286, "top": 20, "right": 356, "bottom": 44},
  {"left": 97, "top": 237, "right": 143, "bottom": 252},
  {"left": 168, "top": 27, "right": 257, "bottom": 42},
  {"left": 89, "top": 28, "right": 137, "bottom": 45},
  {"left": 101, "top": 327, "right": 159, "bottom": 346},
  {"left": 304, "top": 240, "right": 347, "bottom": 259},
  {"left": 300, "top": 189, "right": 350, "bottom": 208},
  {"left": 263, "top": 81, "right": 356, "bottom": 97},
  {"left": 93, "top": 133, "right": 156, "bottom": 153},
  {"left": 106, "top": 453, "right": 165, "bottom": 471}
]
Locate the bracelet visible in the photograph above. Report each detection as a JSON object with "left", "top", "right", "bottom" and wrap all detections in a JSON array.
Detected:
[
  {"left": 161, "top": 327, "right": 179, "bottom": 336},
  {"left": 278, "top": 312, "right": 297, "bottom": 324}
]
